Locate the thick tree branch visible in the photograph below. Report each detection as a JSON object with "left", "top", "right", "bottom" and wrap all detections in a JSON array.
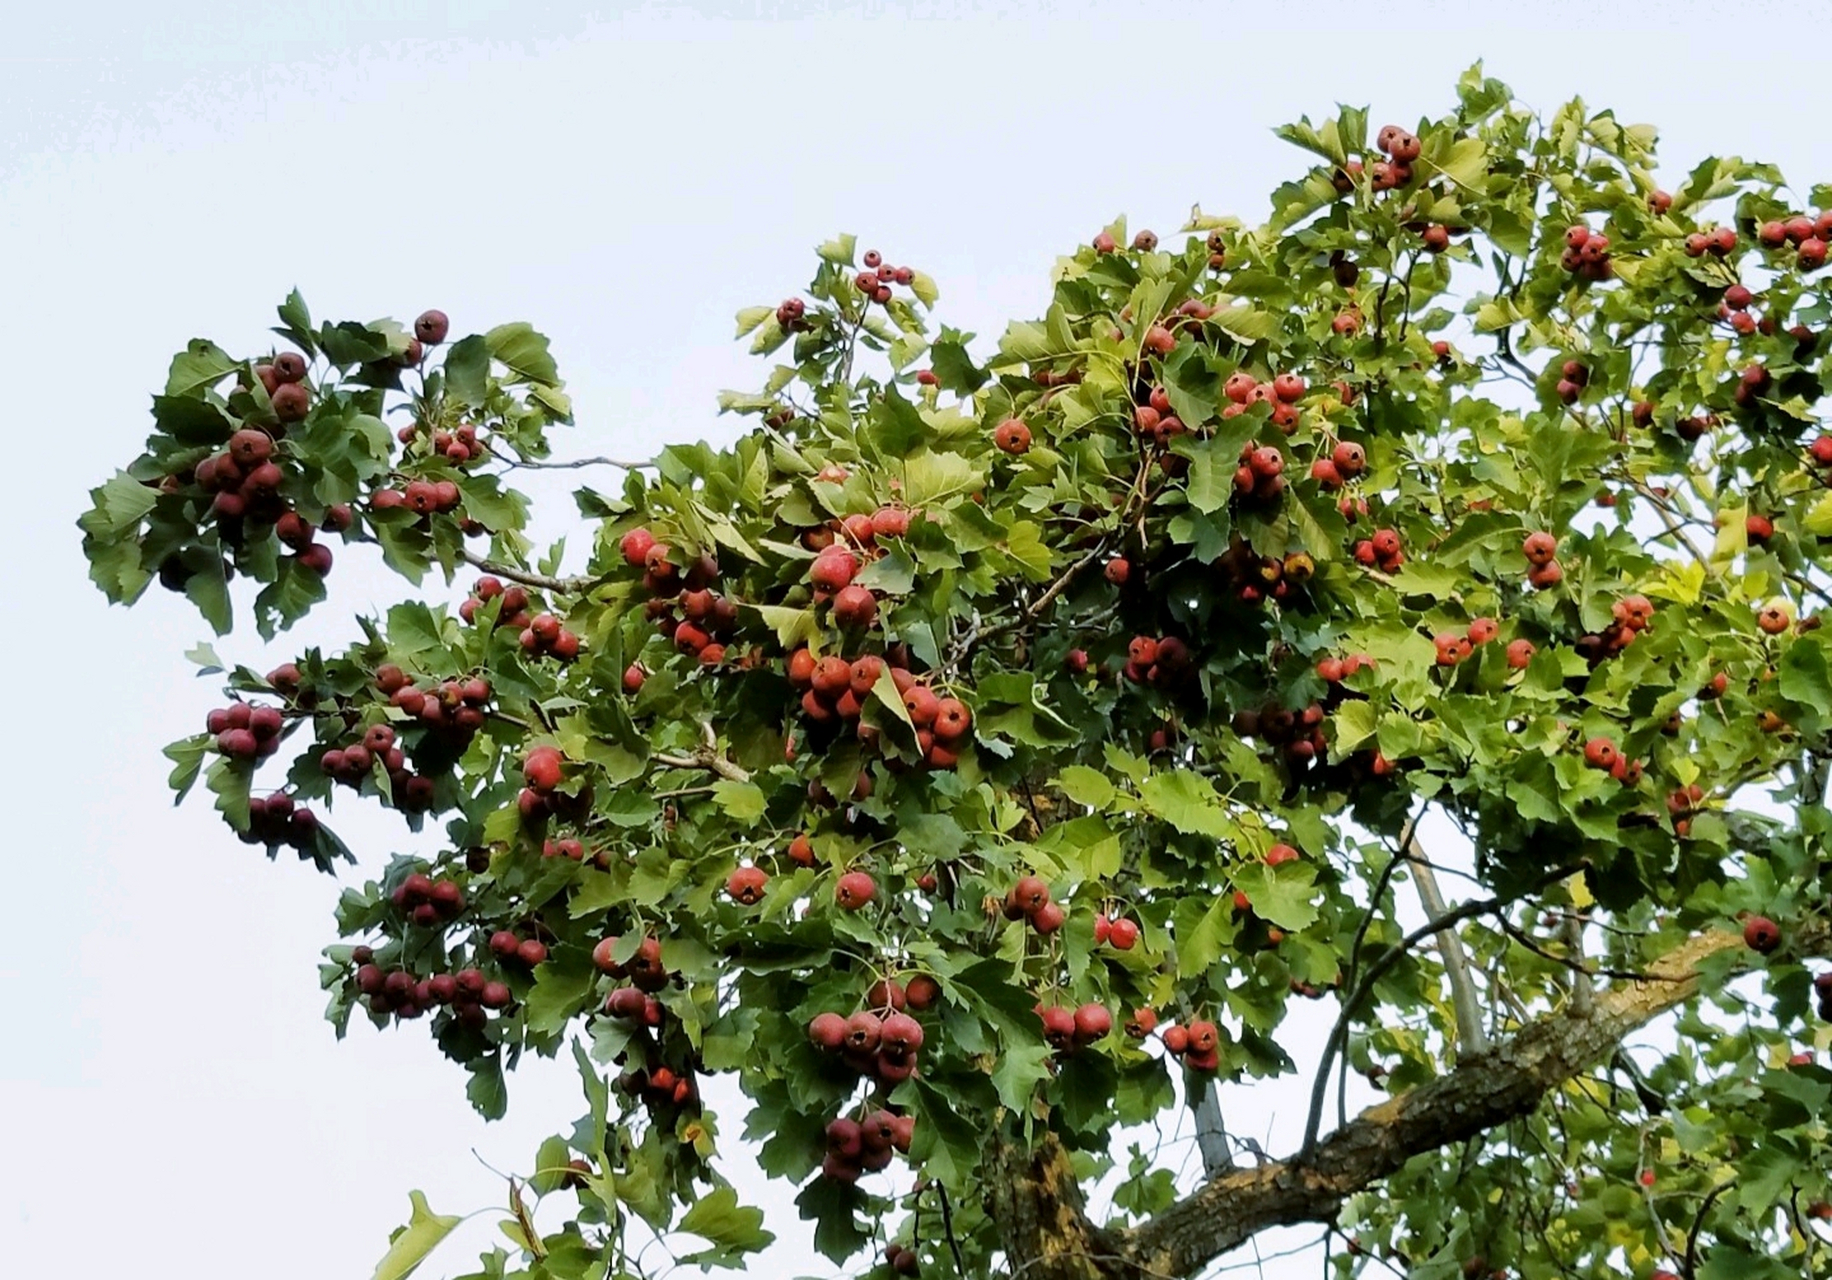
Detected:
[{"left": 1121, "top": 924, "right": 1829, "bottom": 1278}]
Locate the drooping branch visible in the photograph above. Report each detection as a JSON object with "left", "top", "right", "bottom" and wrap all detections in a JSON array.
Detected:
[{"left": 1121, "top": 924, "right": 1828, "bottom": 1278}]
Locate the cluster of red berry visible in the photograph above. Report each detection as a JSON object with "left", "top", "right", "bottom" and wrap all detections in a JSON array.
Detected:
[
  {"left": 1000, "top": 875, "right": 1065, "bottom": 934},
  {"left": 395, "top": 422, "right": 486, "bottom": 466},
  {"left": 458, "top": 576, "right": 533, "bottom": 629},
  {"left": 390, "top": 870, "right": 466, "bottom": 927},
  {"left": 1351, "top": 527, "right": 1406, "bottom": 574},
  {"left": 1035, "top": 1000, "right": 1112, "bottom": 1055},
  {"left": 1231, "top": 701, "right": 1335, "bottom": 767},
  {"left": 518, "top": 744, "right": 592, "bottom": 823},
  {"left": 1120, "top": 635, "right": 1195, "bottom": 690},
  {"left": 1308, "top": 439, "right": 1367, "bottom": 491},
  {"left": 807, "top": 988, "right": 931, "bottom": 1092},
  {"left": 1221, "top": 370, "right": 1305, "bottom": 431},
  {"left": 821, "top": 1108, "right": 917, "bottom": 1185},
  {"left": 621, "top": 529, "right": 744, "bottom": 664},
  {"left": 1156, "top": 1016, "right": 1222, "bottom": 1073},
  {"left": 1559, "top": 225, "right": 1613, "bottom": 281},
  {"left": 1371, "top": 123, "right": 1421, "bottom": 190},
  {"left": 854, "top": 249, "right": 917, "bottom": 305},
  {"left": 353, "top": 950, "right": 510, "bottom": 1024},
  {"left": 1755, "top": 212, "right": 1830, "bottom": 270},
  {"left": 372, "top": 477, "right": 462, "bottom": 517},
  {"left": 239, "top": 790, "right": 320, "bottom": 852},
  {"left": 206, "top": 701, "right": 287, "bottom": 761}
]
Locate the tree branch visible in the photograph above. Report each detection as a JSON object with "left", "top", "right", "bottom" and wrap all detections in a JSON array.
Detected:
[
  {"left": 1401, "top": 820, "right": 1489, "bottom": 1058},
  {"left": 459, "top": 547, "right": 607, "bottom": 595},
  {"left": 1123, "top": 923, "right": 1830, "bottom": 1278}
]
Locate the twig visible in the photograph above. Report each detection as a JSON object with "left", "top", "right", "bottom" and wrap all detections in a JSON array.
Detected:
[
  {"left": 1684, "top": 1179, "right": 1732, "bottom": 1278},
  {"left": 1402, "top": 819, "right": 1490, "bottom": 1058},
  {"left": 502, "top": 454, "right": 653, "bottom": 471},
  {"left": 937, "top": 1184, "right": 969, "bottom": 1278},
  {"left": 459, "top": 547, "right": 606, "bottom": 595}
]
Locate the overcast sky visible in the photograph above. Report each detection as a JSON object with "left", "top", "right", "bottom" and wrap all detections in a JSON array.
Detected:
[{"left": 5, "top": 3, "right": 1828, "bottom": 1278}]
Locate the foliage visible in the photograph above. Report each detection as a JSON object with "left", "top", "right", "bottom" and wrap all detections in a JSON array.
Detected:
[{"left": 81, "top": 65, "right": 1832, "bottom": 1280}]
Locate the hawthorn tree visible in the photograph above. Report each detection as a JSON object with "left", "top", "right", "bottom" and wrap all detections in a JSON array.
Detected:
[{"left": 80, "top": 66, "right": 1832, "bottom": 1280}]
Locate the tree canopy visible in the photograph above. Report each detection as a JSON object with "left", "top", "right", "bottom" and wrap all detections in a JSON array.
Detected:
[{"left": 80, "top": 66, "right": 1832, "bottom": 1280}]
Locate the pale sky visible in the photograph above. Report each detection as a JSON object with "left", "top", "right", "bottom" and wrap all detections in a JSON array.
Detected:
[{"left": 5, "top": 3, "right": 1826, "bottom": 1277}]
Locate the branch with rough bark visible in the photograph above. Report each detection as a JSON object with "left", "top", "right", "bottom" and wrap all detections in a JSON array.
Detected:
[
  {"left": 1112, "top": 925, "right": 1826, "bottom": 1279},
  {"left": 994, "top": 923, "right": 1826, "bottom": 1279}
]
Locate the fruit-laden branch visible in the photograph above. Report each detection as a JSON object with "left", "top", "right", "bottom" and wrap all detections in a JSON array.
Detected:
[{"left": 1114, "top": 924, "right": 1828, "bottom": 1279}]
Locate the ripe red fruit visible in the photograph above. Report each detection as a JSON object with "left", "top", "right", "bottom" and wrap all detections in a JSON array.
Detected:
[
  {"left": 1522, "top": 531, "right": 1558, "bottom": 566},
  {"left": 1505, "top": 639, "right": 1536, "bottom": 669},
  {"left": 1093, "top": 231, "right": 1117, "bottom": 254},
  {"left": 726, "top": 866, "right": 768, "bottom": 905},
  {"left": 1527, "top": 560, "right": 1563, "bottom": 589},
  {"left": 932, "top": 698, "right": 972, "bottom": 742},
  {"left": 904, "top": 974, "right": 941, "bottom": 1011},
  {"left": 414, "top": 310, "right": 450, "bottom": 344},
  {"left": 1104, "top": 557, "right": 1131, "bottom": 585},
  {"left": 1186, "top": 1020, "right": 1219, "bottom": 1054},
  {"left": 1264, "top": 843, "right": 1300, "bottom": 867},
  {"left": 835, "top": 870, "right": 876, "bottom": 910},
  {"left": 880, "top": 1012, "right": 924, "bottom": 1054},
  {"left": 784, "top": 834, "right": 817, "bottom": 868},
  {"left": 296, "top": 544, "right": 334, "bottom": 575},
  {"left": 516, "top": 938, "right": 548, "bottom": 967},
  {"left": 1107, "top": 917, "right": 1139, "bottom": 950},
  {"left": 1030, "top": 902, "right": 1067, "bottom": 934},
  {"left": 832, "top": 584, "right": 877, "bottom": 629},
  {"left": 807, "top": 1011, "right": 848, "bottom": 1051},
  {"left": 993, "top": 419, "right": 1032, "bottom": 455},
  {"left": 1746, "top": 514, "right": 1774, "bottom": 545},
  {"left": 844, "top": 1010, "right": 884, "bottom": 1053},
  {"left": 1582, "top": 737, "right": 1618, "bottom": 770},
  {"left": 810, "top": 548, "right": 859, "bottom": 591},
  {"left": 523, "top": 745, "right": 564, "bottom": 793},
  {"left": 1161, "top": 1024, "right": 1190, "bottom": 1055},
  {"left": 619, "top": 528, "right": 656, "bottom": 567},
  {"left": 901, "top": 684, "right": 940, "bottom": 727},
  {"left": 1072, "top": 1003, "right": 1113, "bottom": 1044},
  {"left": 1743, "top": 915, "right": 1781, "bottom": 953},
  {"left": 1009, "top": 876, "right": 1050, "bottom": 916},
  {"left": 1434, "top": 632, "right": 1473, "bottom": 667},
  {"left": 1467, "top": 617, "right": 1499, "bottom": 645}
]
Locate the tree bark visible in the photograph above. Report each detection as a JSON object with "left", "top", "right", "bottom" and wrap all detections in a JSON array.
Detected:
[
  {"left": 986, "top": 927, "right": 1823, "bottom": 1279},
  {"left": 985, "top": 1133, "right": 1127, "bottom": 1280}
]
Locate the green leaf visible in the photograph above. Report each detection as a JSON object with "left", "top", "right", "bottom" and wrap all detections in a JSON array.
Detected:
[
  {"left": 274, "top": 289, "right": 315, "bottom": 353},
  {"left": 79, "top": 472, "right": 159, "bottom": 538},
  {"left": 711, "top": 780, "right": 767, "bottom": 824},
  {"left": 816, "top": 234, "right": 856, "bottom": 266},
  {"left": 1234, "top": 861, "right": 1320, "bottom": 931},
  {"left": 466, "top": 1053, "right": 507, "bottom": 1120},
  {"left": 486, "top": 323, "right": 560, "bottom": 385},
  {"left": 1174, "top": 894, "right": 1233, "bottom": 976},
  {"left": 443, "top": 335, "right": 490, "bottom": 406},
  {"left": 678, "top": 1184, "right": 775, "bottom": 1257},
  {"left": 523, "top": 952, "right": 597, "bottom": 1038},
  {"left": 371, "top": 1190, "right": 461, "bottom": 1280},
  {"left": 1207, "top": 305, "right": 1280, "bottom": 345},
  {"left": 1057, "top": 765, "right": 1116, "bottom": 810},
  {"left": 165, "top": 340, "right": 238, "bottom": 396},
  {"left": 1139, "top": 770, "right": 1234, "bottom": 839}
]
